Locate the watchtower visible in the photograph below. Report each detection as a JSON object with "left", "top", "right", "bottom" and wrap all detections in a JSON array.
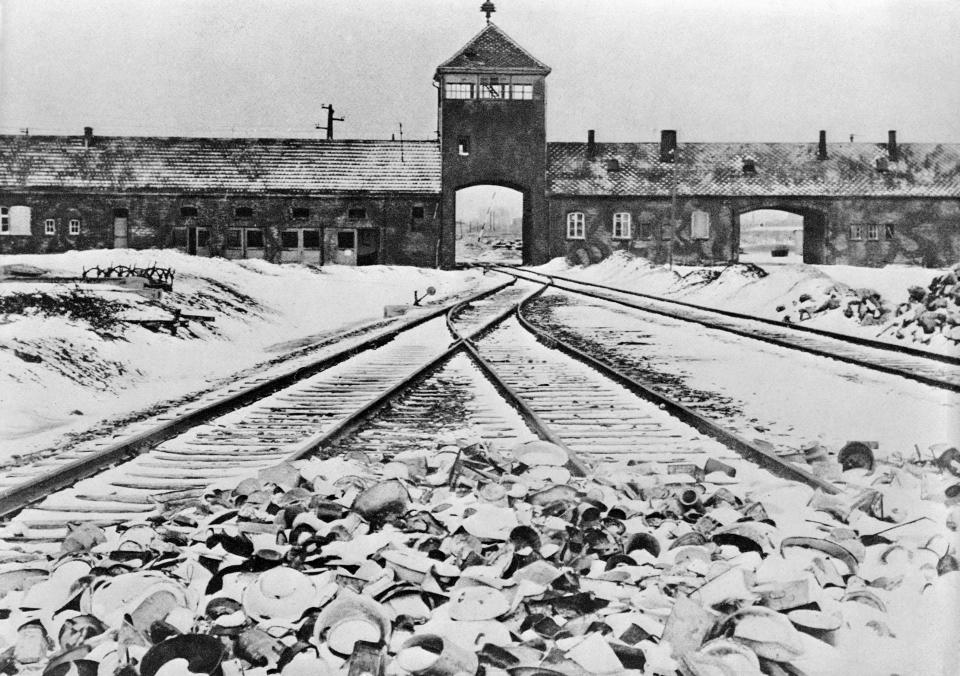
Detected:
[{"left": 435, "top": 10, "right": 551, "bottom": 266}]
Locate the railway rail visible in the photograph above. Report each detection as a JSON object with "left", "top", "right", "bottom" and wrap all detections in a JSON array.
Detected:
[
  {"left": 1, "top": 279, "right": 839, "bottom": 551},
  {"left": 489, "top": 265, "right": 960, "bottom": 392}
]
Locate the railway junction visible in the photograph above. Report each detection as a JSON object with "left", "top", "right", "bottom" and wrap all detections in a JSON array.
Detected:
[{"left": 0, "top": 259, "right": 958, "bottom": 675}]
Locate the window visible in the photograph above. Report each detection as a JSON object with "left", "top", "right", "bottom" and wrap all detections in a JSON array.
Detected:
[
  {"left": 444, "top": 82, "right": 474, "bottom": 99},
  {"left": 281, "top": 230, "right": 299, "bottom": 248},
  {"left": 691, "top": 210, "right": 710, "bottom": 239},
  {"left": 511, "top": 83, "right": 533, "bottom": 100},
  {"left": 302, "top": 230, "right": 321, "bottom": 249},
  {"left": 246, "top": 229, "right": 264, "bottom": 248},
  {"left": 337, "top": 231, "right": 355, "bottom": 249},
  {"left": 348, "top": 208, "right": 366, "bottom": 220},
  {"left": 866, "top": 224, "right": 880, "bottom": 241},
  {"left": 181, "top": 206, "right": 198, "bottom": 218},
  {"left": 225, "top": 228, "right": 242, "bottom": 248},
  {"left": 196, "top": 228, "right": 209, "bottom": 247},
  {"left": 662, "top": 221, "right": 673, "bottom": 241},
  {"left": 292, "top": 207, "right": 310, "bottom": 219},
  {"left": 479, "top": 77, "right": 508, "bottom": 99},
  {"left": 69, "top": 218, "right": 81, "bottom": 235},
  {"left": 849, "top": 225, "right": 863, "bottom": 241},
  {"left": 113, "top": 208, "right": 129, "bottom": 218},
  {"left": 612, "top": 213, "right": 632, "bottom": 239},
  {"left": 457, "top": 136, "right": 470, "bottom": 156},
  {"left": 44, "top": 219, "right": 56, "bottom": 235},
  {"left": 411, "top": 205, "right": 425, "bottom": 219},
  {"left": 1, "top": 206, "right": 31, "bottom": 235},
  {"left": 566, "top": 212, "right": 585, "bottom": 240},
  {"left": 639, "top": 212, "right": 654, "bottom": 239},
  {"left": 875, "top": 157, "right": 889, "bottom": 172},
  {"left": 172, "top": 227, "right": 188, "bottom": 247},
  {"left": 235, "top": 206, "right": 253, "bottom": 218},
  {"left": 884, "top": 224, "right": 895, "bottom": 240}
]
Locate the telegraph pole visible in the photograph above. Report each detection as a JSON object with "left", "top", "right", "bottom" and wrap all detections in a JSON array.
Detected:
[{"left": 315, "top": 104, "right": 344, "bottom": 139}]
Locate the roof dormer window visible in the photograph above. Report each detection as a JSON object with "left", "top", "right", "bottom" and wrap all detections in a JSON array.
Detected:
[
  {"left": 742, "top": 158, "right": 757, "bottom": 175},
  {"left": 606, "top": 159, "right": 621, "bottom": 172},
  {"left": 875, "top": 156, "right": 889, "bottom": 172}
]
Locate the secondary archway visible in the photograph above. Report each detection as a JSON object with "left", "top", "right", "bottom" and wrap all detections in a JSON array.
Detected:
[
  {"left": 736, "top": 207, "right": 826, "bottom": 264},
  {"left": 454, "top": 185, "right": 524, "bottom": 265}
]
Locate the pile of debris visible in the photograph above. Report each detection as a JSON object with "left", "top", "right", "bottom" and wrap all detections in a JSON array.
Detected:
[
  {"left": 879, "top": 264, "right": 960, "bottom": 346},
  {"left": 0, "top": 435, "right": 958, "bottom": 675}
]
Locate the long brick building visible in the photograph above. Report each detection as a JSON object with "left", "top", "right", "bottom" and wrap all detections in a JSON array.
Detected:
[{"left": 2, "top": 20, "right": 959, "bottom": 268}]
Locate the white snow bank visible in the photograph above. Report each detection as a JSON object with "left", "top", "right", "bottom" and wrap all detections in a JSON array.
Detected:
[
  {"left": 0, "top": 250, "right": 490, "bottom": 459},
  {"left": 535, "top": 252, "right": 958, "bottom": 356}
]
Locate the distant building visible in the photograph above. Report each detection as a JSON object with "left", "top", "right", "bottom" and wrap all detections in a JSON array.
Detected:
[{"left": 2, "top": 18, "right": 959, "bottom": 267}]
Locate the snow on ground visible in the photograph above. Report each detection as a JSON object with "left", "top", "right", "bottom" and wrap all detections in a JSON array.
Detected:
[
  {"left": 0, "top": 250, "right": 492, "bottom": 459},
  {"left": 536, "top": 251, "right": 959, "bottom": 357}
]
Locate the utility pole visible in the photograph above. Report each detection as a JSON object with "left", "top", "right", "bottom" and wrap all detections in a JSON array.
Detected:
[{"left": 315, "top": 104, "right": 344, "bottom": 139}]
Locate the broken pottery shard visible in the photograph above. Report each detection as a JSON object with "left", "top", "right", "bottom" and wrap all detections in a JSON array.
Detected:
[
  {"left": 351, "top": 479, "right": 409, "bottom": 522},
  {"left": 447, "top": 585, "right": 510, "bottom": 621},
  {"left": 662, "top": 594, "right": 715, "bottom": 658}
]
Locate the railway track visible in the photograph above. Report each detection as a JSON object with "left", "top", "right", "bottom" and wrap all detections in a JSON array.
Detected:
[
  {"left": 1, "top": 278, "right": 838, "bottom": 551},
  {"left": 490, "top": 265, "right": 960, "bottom": 392}
]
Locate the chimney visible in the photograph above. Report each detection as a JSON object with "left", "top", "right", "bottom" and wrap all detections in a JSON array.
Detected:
[
  {"left": 83, "top": 126, "right": 94, "bottom": 148},
  {"left": 818, "top": 130, "right": 827, "bottom": 160},
  {"left": 587, "top": 130, "right": 596, "bottom": 160},
  {"left": 660, "top": 129, "right": 677, "bottom": 163},
  {"left": 888, "top": 130, "right": 898, "bottom": 162}
]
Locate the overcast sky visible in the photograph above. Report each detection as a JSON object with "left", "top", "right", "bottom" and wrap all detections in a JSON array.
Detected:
[{"left": 1, "top": 0, "right": 958, "bottom": 143}]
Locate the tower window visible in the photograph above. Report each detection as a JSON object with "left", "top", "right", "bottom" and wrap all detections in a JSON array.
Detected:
[
  {"left": 444, "top": 83, "right": 474, "bottom": 99},
  {"left": 235, "top": 206, "right": 253, "bottom": 218},
  {"left": 612, "top": 213, "right": 631, "bottom": 239},
  {"left": 348, "top": 208, "right": 366, "bottom": 220},
  {"left": 181, "top": 206, "right": 198, "bottom": 217},
  {"left": 457, "top": 137, "right": 471, "bottom": 156},
  {"left": 479, "top": 77, "right": 507, "bottom": 99},
  {"left": 511, "top": 84, "right": 533, "bottom": 100},
  {"left": 566, "top": 212, "right": 585, "bottom": 240},
  {"left": 292, "top": 207, "right": 310, "bottom": 219}
]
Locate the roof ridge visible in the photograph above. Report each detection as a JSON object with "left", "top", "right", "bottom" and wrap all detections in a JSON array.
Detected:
[{"left": 435, "top": 21, "right": 550, "bottom": 74}]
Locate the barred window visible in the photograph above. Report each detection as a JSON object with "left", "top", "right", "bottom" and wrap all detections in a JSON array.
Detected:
[
  {"left": 612, "top": 212, "right": 631, "bottom": 239},
  {"left": 866, "top": 224, "right": 880, "bottom": 241},
  {"left": 849, "top": 225, "right": 863, "bottom": 240},
  {"left": 444, "top": 82, "right": 474, "bottom": 99},
  {"left": 566, "top": 212, "right": 585, "bottom": 240}
]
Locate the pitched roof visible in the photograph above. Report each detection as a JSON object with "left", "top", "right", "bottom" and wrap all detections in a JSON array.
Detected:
[
  {"left": 435, "top": 22, "right": 550, "bottom": 76},
  {"left": 0, "top": 135, "right": 440, "bottom": 194},
  {"left": 547, "top": 141, "right": 960, "bottom": 198}
]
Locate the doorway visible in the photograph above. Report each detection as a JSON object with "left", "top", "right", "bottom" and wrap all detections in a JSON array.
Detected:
[
  {"left": 113, "top": 208, "right": 129, "bottom": 249},
  {"left": 737, "top": 208, "right": 827, "bottom": 264}
]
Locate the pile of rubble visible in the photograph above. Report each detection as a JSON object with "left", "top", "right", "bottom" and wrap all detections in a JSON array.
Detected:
[
  {"left": 880, "top": 264, "right": 960, "bottom": 345},
  {"left": 1, "top": 435, "right": 958, "bottom": 675}
]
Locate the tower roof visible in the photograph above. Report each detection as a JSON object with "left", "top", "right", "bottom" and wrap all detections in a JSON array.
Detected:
[{"left": 435, "top": 22, "right": 550, "bottom": 77}]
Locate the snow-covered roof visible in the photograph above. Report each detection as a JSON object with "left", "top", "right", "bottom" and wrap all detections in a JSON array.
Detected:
[
  {"left": 547, "top": 141, "right": 960, "bottom": 198},
  {"left": 435, "top": 22, "right": 551, "bottom": 76},
  {"left": 0, "top": 135, "right": 441, "bottom": 194}
]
